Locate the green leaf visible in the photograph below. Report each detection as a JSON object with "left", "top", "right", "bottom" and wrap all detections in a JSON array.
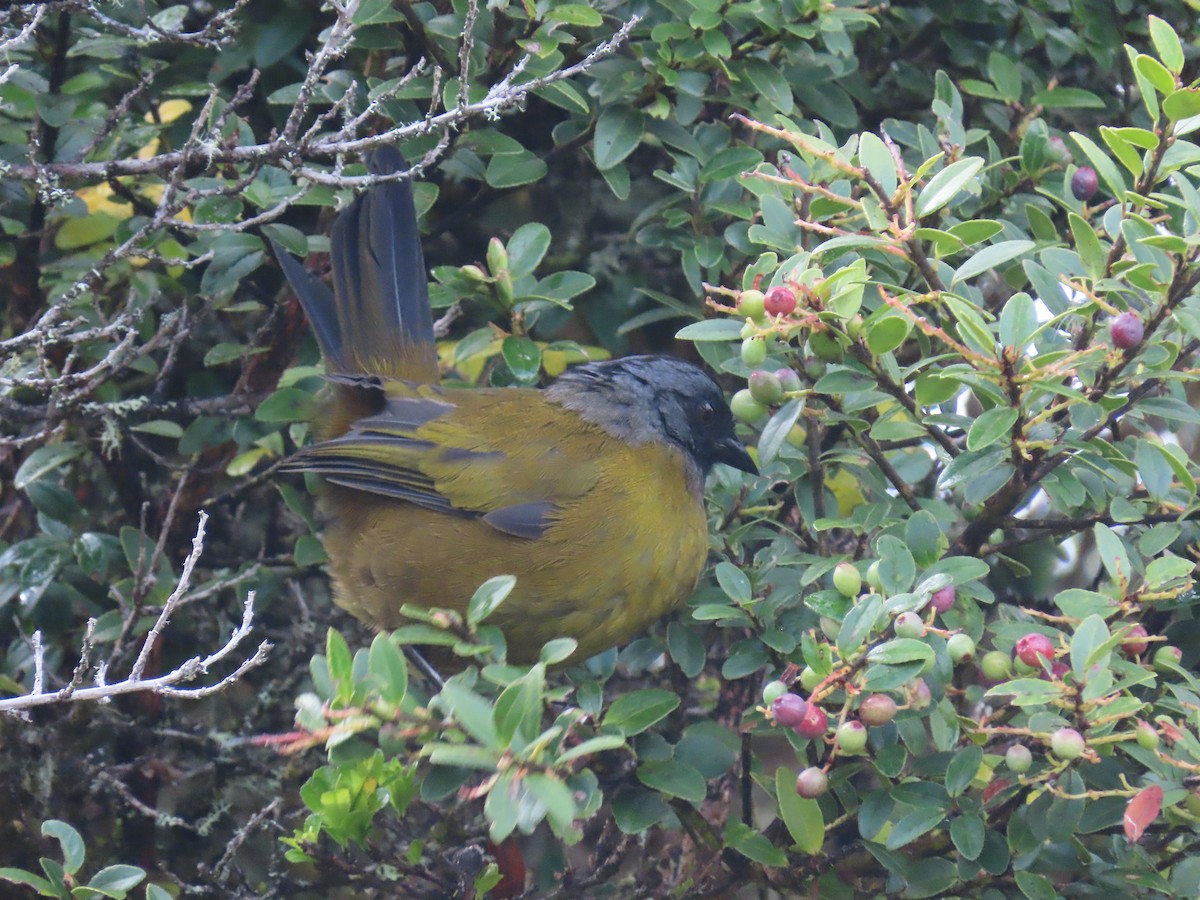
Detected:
[
  {"left": 42, "top": 821, "right": 85, "bottom": 876},
  {"left": 905, "top": 510, "right": 947, "bottom": 567},
  {"left": 950, "top": 812, "right": 986, "bottom": 860},
  {"left": 1093, "top": 523, "right": 1131, "bottom": 589},
  {"left": 1148, "top": 15, "right": 1185, "bottom": 74},
  {"left": 775, "top": 767, "right": 824, "bottom": 854},
  {"left": 500, "top": 336, "right": 542, "bottom": 384},
  {"left": 715, "top": 561, "right": 752, "bottom": 605},
  {"left": 129, "top": 420, "right": 184, "bottom": 439},
  {"left": 15, "top": 442, "right": 85, "bottom": 489},
  {"left": 724, "top": 821, "right": 788, "bottom": 867},
  {"left": 1164, "top": 88, "right": 1200, "bottom": 123},
  {"left": 525, "top": 773, "right": 579, "bottom": 839},
  {"left": 1030, "top": 87, "right": 1106, "bottom": 109},
  {"left": 82, "top": 864, "right": 147, "bottom": 897},
  {"left": 255, "top": 387, "right": 311, "bottom": 423},
  {"left": 367, "top": 633, "right": 408, "bottom": 705},
  {"left": 865, "top": 315, "right": 911, "bottom": 355},
  {"left": 544, "top": 3, "right": 602, "bottom": 26},
  {"left": 966, "top": 407, "right": 1018, "bottom": 451},
  {"left": 984, "top": 678, "right": 1064, "bottom": 707},
  {"left": 867, "top": 639, "right": 934, "bottom": 665},
  {"left": 667, "top": 621, "right": 706, "bottom": 677},
  {"left": 884, "top": 806, "right": 945, "bottom": 849},
  {"left": 675, "top": 319, "right": 745, "bottom": 341},
  {"left": 1015, "top": 870, "right": 1058, "bottom": 900},
  {"left": 611, "top": 787, "right": 669, "bottom": 833},
  {"left": 439, "top": 682, "right": 500, "bottom": 747},
  {"left": 757, "top": 399, "right": 803, "bottom": 467},
  {"left": 1070, "top": 614, "right": 1111, "bottom": 682},
  {"left": 637, "top": 759, "right": 706, "bottom": 803},
  {"left": 506, "top": 223, "right": 550, "bottom": 278},
  {"left": 859, "top": 132, "right": 897, "bottom": 198},
  {"left": 875, "top": 535, "right": 916, "bottom": 593},
  {"left": 945, "top": 745, "right": 983, "bottom": 797},
  {"left": 540, "top": 638, "right": 577, "bottom": 666},
  {"left": 603, "top": 689, "right": 680, "bottom": 736},
  {"left": 325, "top": 628, "right": 353, "bottom": 690},
  {"left": 467, "top": 575, "right": 516, "bottom": 626},
  {"left": 593, "top": 105, "right": 644, "bottom": 170},
  {"left": 952, "top": 240, "right": 1035, "bottom": 286},
  {"left": 1070, "top": 132, "right": 1127, "bottom": 203},
  {"left": 915, "top": 157, "right": 983, "bottom": 217},
  {"left": 0, "top": 868, "right": 56, "bottom": 894},
  {"left": 556, "top": 734, "right": 627, "bottom": 764},
  {"left": 838, "top": 595, "right": 883, "bottom": 659}
]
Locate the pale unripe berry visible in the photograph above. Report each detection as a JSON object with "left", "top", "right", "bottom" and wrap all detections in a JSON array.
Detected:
[
  {"left": 832, "top": 562, "right": 862, "bottom": 598},
  {"left": 895, "top": 611, "right": 925, "bottom": 639},
  {"left": 795, "top": 766, "right": 828, "bottom": 798},
  {"left": 1050, "top": 727, "right": 1085, "bottom": 760},
  {"left": 947, "top": 633, "right": 975, "bottom": 665},
  {"left": 859, "top": 694, "right": 897, "bottom": 727},
  {"left": 1006, "top": 743, "right": 1032, "bottom": 773},
  {"left": 835, "top": 720, "right": 868, "bottom": 754}
]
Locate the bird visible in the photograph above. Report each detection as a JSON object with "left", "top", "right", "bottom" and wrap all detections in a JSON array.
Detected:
[{"left": 273, "top": 146, "right": 757, "bottom": 665}]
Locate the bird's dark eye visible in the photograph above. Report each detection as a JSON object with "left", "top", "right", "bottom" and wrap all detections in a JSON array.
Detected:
[{"left": 696, "top": 400, "right": 715, "bottom": 422}]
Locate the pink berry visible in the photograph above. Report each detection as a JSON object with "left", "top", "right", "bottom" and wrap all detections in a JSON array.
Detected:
[
  {"left": 1041, "top": 661, "right": 1070, "bottom": 682},
  {"left": 930, "top": 586, "right": 956, "bottom": 614},
  {"left": 859, "top": 694, "right": 897, "bottom": 727},
  {"left": 793, "top": 702, "right": 828, "bottom": 740},
  {"left": 771, "top": 693, "right": 809, "bottom": 729},
  {"left": 1110, "top": 312, "right": 1144, "bottom": 350},
  {"left": 795, "top": 767, "right": 828, "bottom": 798},
  {"left": 1071, "top": 166, "right": 1099, "bottom": 201},
  {"left": 1050, "top": 727, "right": 1085, "bottom": 760},
  {"left": 1015, "top": 633, "right": 1055, "bottom": 668},
  {"left": 764, "top": 285, "right": 797, "bottom": 317},
  {"left": 1121, "top": 624, "right": 1149, "bottom": 657}
]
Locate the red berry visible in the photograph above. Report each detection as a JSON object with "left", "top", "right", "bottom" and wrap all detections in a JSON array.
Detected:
[
  {"left": 1015, "top": 632, "right": 1055, "bottom": 668},
  {"left": 1110, "top": 312, "right": 1144, "bottom": 350},
  {"left": 930, "top": 585, "right": 956, "bottom": 614},
  {"left": 764, "top": 285, "right": 797, "bottom": 317},
  {"left": 1071, "top": 166, "right": 1099, "bottom": 201},
  {"left": 793, "top": 702, "right": 828, "bottom": 740},
  {"left": 771, "top": 693, "right": 809, "bottom": 728},
  {"left": 795, "top": 767, "right": 828, "bottom": 799},
  {"left": 859, "top": 694, "right": 897, "bottom": 727},
  {"left": 1121, "top": 624, "right": 1149, "bottom": 657},
  {"left": 1041, "top": 661, "right": 1070, "bottom": 682}
]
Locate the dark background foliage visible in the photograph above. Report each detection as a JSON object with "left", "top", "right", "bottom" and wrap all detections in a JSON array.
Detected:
[{"left": 1, "top": 0, "right": 1199, "bottom": 896}]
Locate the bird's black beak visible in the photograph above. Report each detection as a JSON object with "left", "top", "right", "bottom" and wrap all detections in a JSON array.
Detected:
[{"left": 715, "top": 436, "right": 758, "bottom": 476}]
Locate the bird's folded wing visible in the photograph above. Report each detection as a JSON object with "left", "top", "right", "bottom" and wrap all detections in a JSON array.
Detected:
[{"left": 283, "top": 382, "right": 602, "bottom": 540}]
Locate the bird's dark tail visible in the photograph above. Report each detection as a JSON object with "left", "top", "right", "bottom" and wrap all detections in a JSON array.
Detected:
[{"left": 273, "top": 146, "right": 438, "bottom": 384}]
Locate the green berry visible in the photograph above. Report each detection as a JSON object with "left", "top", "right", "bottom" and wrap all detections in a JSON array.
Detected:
[
  {"left": 738, "top": 289, "right": 766, "bottom": 320},
  {"left": 795, "top": 767, "right": 828, "bottom": 798},
  {"left": 836, "top": 720, "right": 868, "bottom": 754},
  {"left": 748, "top": 370, "right": 784, "bottom": 405},
  {"left": 1153, "top": 645, "right": 1183, "bottom": 672},
  {"left": 819, "top": 616, "right": 841, "bottom": 642},
  {"left": 979, "top": 650, "right": 1012, "bottom": 682},
  {"left": 865, "top": 560, "right": 882, "bottom": 592},
  {"left": 741, "top": 336, "right": 767, "bottom": 367},
  {"left": 894, "top": 611, "right": 925, "bottom": 639},
  {"left": 1006, "top": 743, "right": 1032, "bottom": 773},
  {"left": 762, "top": 680, "right": 788, "bottom": 706},
  {"left": 947, "top": 633, "right": 975, "bottom": 665},
  {"left": 1135, "top": 720, "right": 1159, "bottom": 750},
  {"left": 731, "top": 389, "right": 768, "bottom": 423},
  {"left": 832, "top": 562, "right": 862, "bottom": 598},
  {"left": 799, "top": 666, "right": 822, "bottom": 692},
  {"left": 809, "top": 330, "right": 844, "bottom": 362},
  {"left": 1050, "top": 727, "right": 1085, "bottom": 761}
]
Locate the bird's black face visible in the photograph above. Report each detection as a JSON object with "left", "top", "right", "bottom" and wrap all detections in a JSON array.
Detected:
[
  {"left": 674, "top": 371, "right": 759, "bottom": 478},
  {"left": 552, "top": 356, "right": 757, "bottom": 478}
]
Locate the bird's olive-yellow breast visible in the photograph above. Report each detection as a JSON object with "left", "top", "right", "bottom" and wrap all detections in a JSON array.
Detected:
[{"left": 274, "top": 147, "right": 756, "bottom": 664}]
